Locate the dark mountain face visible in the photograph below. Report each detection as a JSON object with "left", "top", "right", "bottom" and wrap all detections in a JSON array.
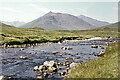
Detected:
[
  {"left": 20, "top": 12, "right": 95, "bottom": 30},
  {"left": 77, "top": 15, "right": 110, "bottom": 27},
  {"left": 21, "top": 11, "right": 110, "bottom": 30}
]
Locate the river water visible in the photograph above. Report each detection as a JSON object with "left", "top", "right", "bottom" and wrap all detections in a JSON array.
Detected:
[{"left": 0, "top": 38, "right": 119, "bottom": 79}]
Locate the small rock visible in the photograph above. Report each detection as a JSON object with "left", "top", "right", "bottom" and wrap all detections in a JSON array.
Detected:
[
  {"left": 43, "top": 72, "right": 49, "bottom": 78},
  {"left": 59, "top": 54, "right": 63, "bottom": 57},
  {"left": 66, "top": 57, "right": 73, "bottom": 60},
  {"left": 61, "top": 47, "right": 67, "bottom": 50},
  {"left": 37, "top": 75, "right": 43, "bottom": 79},
  {"left": 67, "top": 46, "right": 73, "bottom": 50},
  {"left": 52, "top": 51, "right": 59, "bottom": 54},
  {"left": 97, "top": 51, "right": 105, "bottom": 57},
  {"left": 20, "top": 56, "right": 26, "bottom": 59},
  {"left": 19, "top": 48, "right": 24, "bottom": 51},
  {"left": 60, "top": 71, "right": 66, "bottom": 76},
  {"left": 66, "top": 68, "right": 70, "bottom": 72}
]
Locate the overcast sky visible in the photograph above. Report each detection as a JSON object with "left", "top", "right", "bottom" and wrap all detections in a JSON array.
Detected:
[{"left": 0, "top": 0, "right": 119, "bottom": 23}]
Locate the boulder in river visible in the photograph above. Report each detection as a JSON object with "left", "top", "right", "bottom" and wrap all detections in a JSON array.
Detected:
[
  {"left": 91, "top": 45, "right": 98, "bottom": 48},
  {"left": 44, "top": 61, "right": 55, "bottom": 67},
  {"left": 34, "top": 60, "right": 59, "bottom": 78},
  {"left": 34, "top": 66, "right": 39, "bottom": 71},
  {"left": 70, "top": 62, "right": 78, "bottom": 68}
]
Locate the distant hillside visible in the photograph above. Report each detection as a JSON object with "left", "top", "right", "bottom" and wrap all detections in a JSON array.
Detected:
[
  {"left": 1, "top": 21, "right": 26, "bottom": 27},
  {"left": 0, "top": 22, "right": 15, "bottom": 28},
  {"left": 21, "top": 11, "right": 96, "bottom": 30},
  {"left": 77, "top": 15, "right": 110, "bottom": 27},
  {"left": 104, "top": 22, "right": 118, "bottom": 28},
  {"left": 101, "top": 22, "right": 119, "bottom": 29}
]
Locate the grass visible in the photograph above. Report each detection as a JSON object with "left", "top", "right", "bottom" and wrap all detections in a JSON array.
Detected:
[
  {"left": 68, "top": 42, "right": 119, "bottom": 78},
  {"left": 1, "top": 23, "right": 118, "bottom": 45}
]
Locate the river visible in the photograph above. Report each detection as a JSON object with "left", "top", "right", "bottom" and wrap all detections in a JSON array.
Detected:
[{"left": 0, "top": 38, "right": 119, "bottom": 79}]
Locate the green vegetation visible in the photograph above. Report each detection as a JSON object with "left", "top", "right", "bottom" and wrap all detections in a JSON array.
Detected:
[
  {"left": 1, "top": 24, "right": 118, "bottom": 45},
  {"left": 68, "top": 42, "right": 119, "bottom": 78}
]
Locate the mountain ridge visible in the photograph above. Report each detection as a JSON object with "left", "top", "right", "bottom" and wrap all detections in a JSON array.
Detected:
[
  {"left": 77, "top": 15, "right": 110, "bottom": 27},
  {"left": 20, "top": 11, "right": 110, "bottom": 30}
]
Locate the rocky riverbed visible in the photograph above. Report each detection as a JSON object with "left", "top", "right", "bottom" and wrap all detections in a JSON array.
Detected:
[{"left": 0, "top": 38, "right": 119, "bottom": 79}]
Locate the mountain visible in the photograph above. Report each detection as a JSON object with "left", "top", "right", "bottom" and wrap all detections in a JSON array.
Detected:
[
  {"left": 1, "top": 21, "right": 26, "bottom": 27},
  {"left": 21, "top": 11, "right": 96, "bottom": 30},
  {"left": 77, "top": 15, "right": 110, "bottom": 27}
]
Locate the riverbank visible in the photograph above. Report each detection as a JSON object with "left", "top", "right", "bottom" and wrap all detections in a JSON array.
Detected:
[
  {"left": 0, "top": 37, "right": 114, "bottom": 48},
  {"left": 68, "top": 41, "right": 119, "bottom": 78},
  {"left": 1, "top": 26, "right": 118, "bottom": 46}
]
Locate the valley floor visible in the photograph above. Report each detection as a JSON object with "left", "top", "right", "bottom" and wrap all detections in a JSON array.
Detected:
[{"left": 1, "top": 26, "right": 118, "bottom": 46}]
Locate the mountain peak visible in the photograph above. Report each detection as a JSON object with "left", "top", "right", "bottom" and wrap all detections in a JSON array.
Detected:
[
  {"left": 45, "top": 11, "right": 55, "bottom": 16},
  {"left": 48, "top": 11, "right": 54, "bottom": 13}
]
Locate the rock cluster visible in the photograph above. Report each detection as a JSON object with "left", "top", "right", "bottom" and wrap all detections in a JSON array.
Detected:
[{"left": 34, "top": 61, "right": 59, "bottom": 79}]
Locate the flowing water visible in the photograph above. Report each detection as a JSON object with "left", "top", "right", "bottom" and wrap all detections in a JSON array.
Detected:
[{"left": 0, "top": 38, "right": 119, "bottom": 79}]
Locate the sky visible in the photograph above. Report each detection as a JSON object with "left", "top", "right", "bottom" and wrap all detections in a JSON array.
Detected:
[{"left": 0, "top": 0, "right": 119, "bottom": 23}]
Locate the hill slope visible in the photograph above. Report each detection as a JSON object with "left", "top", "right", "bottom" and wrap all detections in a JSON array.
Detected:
[{"left": 78, "top": 15, "right": 110, "bottom": 27}]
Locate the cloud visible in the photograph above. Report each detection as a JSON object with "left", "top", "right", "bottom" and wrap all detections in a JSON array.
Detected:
[{"left": 28, "top": 4, "right": 62, "bottom": 13}]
